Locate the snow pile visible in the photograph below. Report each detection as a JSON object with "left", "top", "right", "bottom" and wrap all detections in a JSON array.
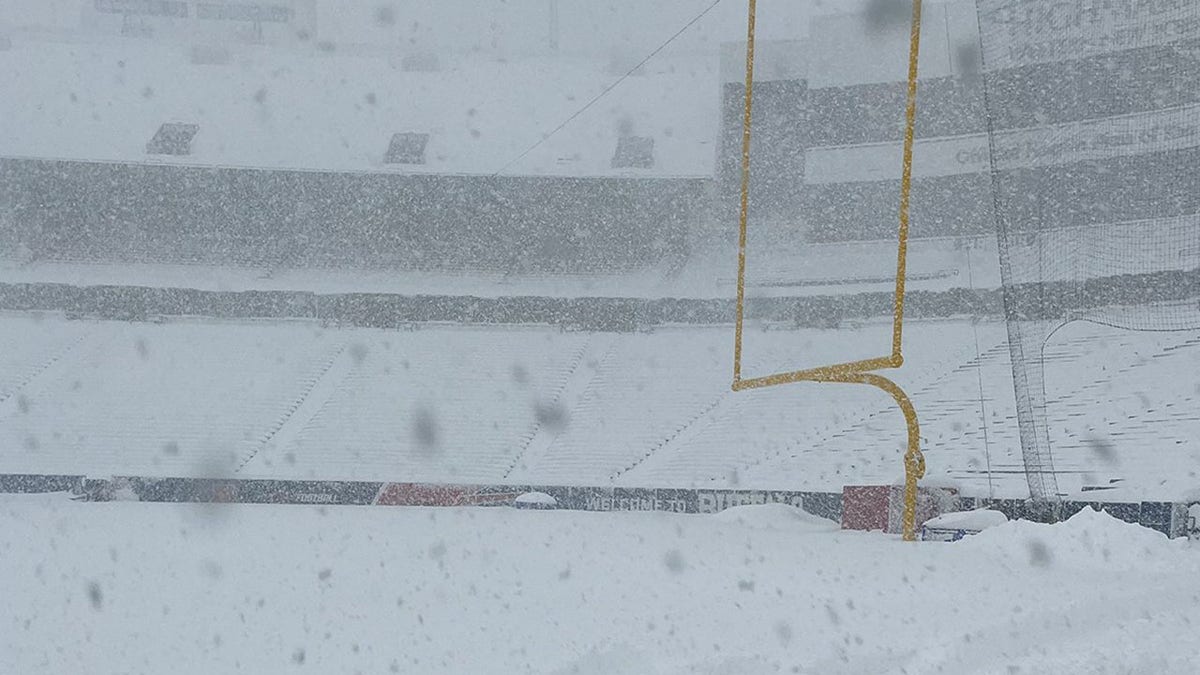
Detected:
[
  {"left": 710, "top": 502, "right": 839, "bottom": 532},
  {"left": 5, "top": 497, "right": 1200, "bottom": 674},
  {"left": 962, "top": 506, "right": 1197, "bottom": 573},
  {"left": 514, "top": 491, "right": 558, "bottom": 508},
  {"left": 0, "top": 491, "right": 76, "bottom": 505},
  {"left": 922, "top": 508, "right": 1008, "bottom": 532}
]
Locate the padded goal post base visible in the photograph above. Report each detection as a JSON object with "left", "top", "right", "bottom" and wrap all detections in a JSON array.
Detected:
[{"left": 840, "top": 484, "right": 958, "bottom": 535}]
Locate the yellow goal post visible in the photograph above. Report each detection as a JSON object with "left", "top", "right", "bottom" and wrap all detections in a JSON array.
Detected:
[{"left": 730, "top": 0, "right": 927, "bottom": 540}]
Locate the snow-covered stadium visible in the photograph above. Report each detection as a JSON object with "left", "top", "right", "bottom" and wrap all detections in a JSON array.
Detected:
[{"left": 2, "top": 1, "right": 1199, "bottom": 672}]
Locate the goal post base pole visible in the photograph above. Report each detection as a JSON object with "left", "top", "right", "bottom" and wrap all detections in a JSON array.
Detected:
[{"left": 734, "top": 370, "right": 926, "bottom": 541}]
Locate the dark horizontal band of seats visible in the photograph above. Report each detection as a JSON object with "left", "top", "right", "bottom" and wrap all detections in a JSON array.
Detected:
[
  {"left": 717, "top": 42, "right": 1200, "bottom": 148},
  {"left": 716, "top": 81, "right": 807, "bottom": 178},
  {"left": 800, "top": 146, "right": 1200, "bottom": 242},
  {"left": 1000, "top": 267, "right": 1200, "bottom": 322},
  {"left": 803, "top": 173, "right": 995, "bottom": 241},
  {"left": 805, "top": 76, "right": 986, "bottom": 146},
  {"left": 0, "top": 280, "right": 992, "bottom": 329},
  {"left": 989, "top": 146, "right": 1200, "bottom": 232},
  {"left": 980, "top": 41, "right": 1200, "bottom": 132},
  {"left": 0, "top": 269, "right": 1191, "bottom": 330},
  {"left": 0, "top": 158, "right": 708, "bottom": 274}
]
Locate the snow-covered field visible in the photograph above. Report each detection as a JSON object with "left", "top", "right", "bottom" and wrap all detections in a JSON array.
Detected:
[{"left": 3, "top": 493, "right": 1198, "bottom": 674}]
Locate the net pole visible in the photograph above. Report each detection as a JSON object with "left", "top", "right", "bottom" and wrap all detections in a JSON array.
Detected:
[{"left": 970, "top": 0, "right": 1059, "bottom": 501}]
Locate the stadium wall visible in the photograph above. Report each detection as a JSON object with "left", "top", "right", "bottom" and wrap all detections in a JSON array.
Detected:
[{"left": 1, "top": 473, "right": 1193, "bottom": 539}]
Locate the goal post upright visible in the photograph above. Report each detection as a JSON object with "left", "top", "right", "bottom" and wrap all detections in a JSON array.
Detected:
[
  {"left": 731, "top": 0, "right": 927, "bottom": 540},
  {"left": 731, "top": 0, "right": 757, "bottom": 386}
]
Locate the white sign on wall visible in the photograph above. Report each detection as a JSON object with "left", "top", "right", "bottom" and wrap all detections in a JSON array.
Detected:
[{"left": 805, "top": 103, "right": 1200, "bottom": 185}]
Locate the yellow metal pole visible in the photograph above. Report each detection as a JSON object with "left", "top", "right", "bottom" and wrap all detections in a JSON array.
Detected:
[
  {"left": 892, "top": 0, "right": 923, "bottom": 365},
  {"left": 737, "top": 369, "right": 927, "bottom": 541},
  {"left": 827, "top": 373, "right": 925, "bottom": 541},
  {"left": 892, "top": 0, "right": 926, "bottom": 540},
  {"left": 732, "top": 0, "right": 757, "bottom": 386}
]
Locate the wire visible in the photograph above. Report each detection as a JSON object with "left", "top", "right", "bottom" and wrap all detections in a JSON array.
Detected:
[
  {"left": 491, "top": 0, "right": 725, "bottom": 176},
  {"left": 965, "top": 245, "right": 996, "bottom": 501}
]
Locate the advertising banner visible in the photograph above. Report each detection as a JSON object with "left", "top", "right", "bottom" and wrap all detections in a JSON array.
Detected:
[
  {"left": 373, "top": 483, "right": 524, "bottom": 508},
  {"left": 979, "top": 0, "right": 1197, "bottom": 69}
]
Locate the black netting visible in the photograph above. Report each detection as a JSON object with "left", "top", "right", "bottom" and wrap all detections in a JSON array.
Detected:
[{"left": 976, "top": 0, "right": 1200, "bottom": 499}]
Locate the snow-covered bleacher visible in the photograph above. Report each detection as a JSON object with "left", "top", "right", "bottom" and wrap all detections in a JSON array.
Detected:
[
  {"left": 1, "top": 314, "right": 1196, "bottom": 501},
  {"left": 257, "top": 329, "right": 591, "bottom": 483},
  {"left": 506, "top": 330, "right": 729, "bottom": 485},
  {"left": 0, "top": 316, "right": 337, "bottom": 477},
  {"left": 630, "top": 321, "right": 1008, "bottom": 490}
]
